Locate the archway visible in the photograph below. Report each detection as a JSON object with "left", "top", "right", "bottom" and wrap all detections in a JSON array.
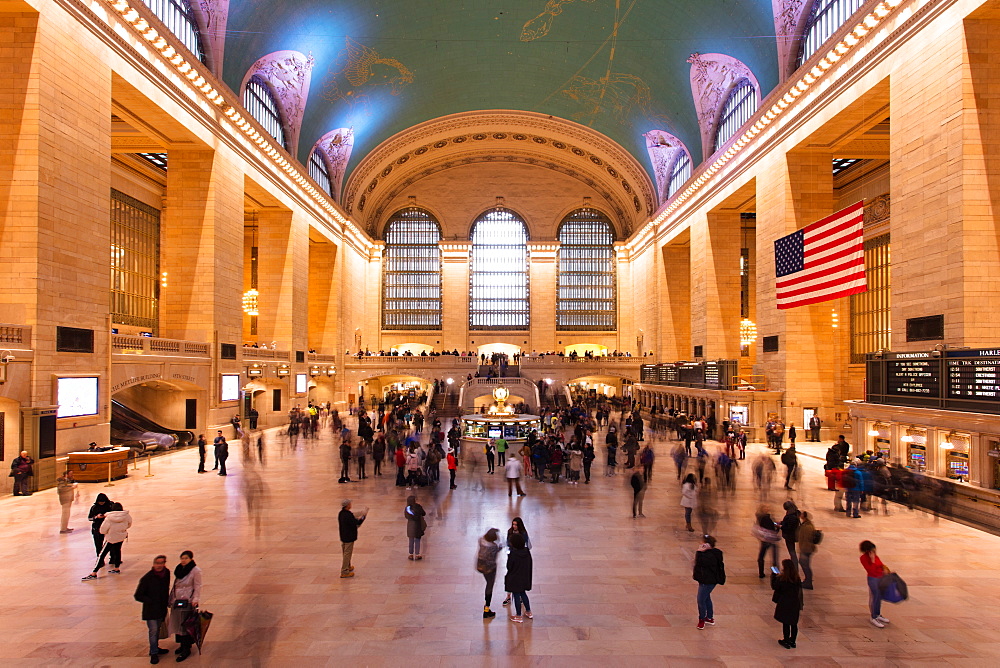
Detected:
[
  {"left": 392, "top": 342, "right": 435, "bottom": 355},
  {"left": 477, "top": 343, "right": 521, "bottom": 359},
  {"left": 564, "top": 343, "right": 608, "bottom": 357}
]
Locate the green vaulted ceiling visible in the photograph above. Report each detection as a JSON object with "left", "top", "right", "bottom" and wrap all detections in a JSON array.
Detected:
[{"left": 223, "top": 0, "right": 779, "bottom": 186}]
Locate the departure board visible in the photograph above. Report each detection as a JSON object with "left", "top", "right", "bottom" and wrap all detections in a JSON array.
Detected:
[
  {"left": 639, "top": 360, "right": 737, "bottom": 390},
  {"left": 946, "top": 350, "right": 1000, "bottom": 400}
]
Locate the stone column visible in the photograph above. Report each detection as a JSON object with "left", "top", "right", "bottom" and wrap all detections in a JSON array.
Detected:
[
  {"left": 440, "top": 242, "right": 470, "bottom": 351},
  {"left": 690, "top": 210, "right": 742, "bottom": 360},
  {"left": 529, "top": 243, "right": 558, "bottom": 353},
  {"left": 255, "top": 207, "right": 308, "bottom": 352},
  {"left": 161, "top": 148, "right": 244, "bottom": 345},
  {"left": 307, "top": 238, "right": 340, "bottom": 354},
  {"left": 660, "top": 242, "right": 691, "bottom": 361}
]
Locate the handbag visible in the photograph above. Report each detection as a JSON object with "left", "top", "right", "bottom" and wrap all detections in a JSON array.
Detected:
[
  {"left": 879, "top": 572, "right": 908, "bottom": 603},
  {"left": 751, "top": 524, "right": 781, "bottom": 543},
  {"left": 158, "top": 620, "right": 169, "bottom": 639}
]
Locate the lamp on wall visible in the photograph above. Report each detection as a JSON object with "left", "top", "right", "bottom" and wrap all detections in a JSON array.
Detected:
[
  {"left": 325, "top": 366, "right": 337, "bottom": 377},
  {"left": 940, "top": 431, "right": 955, "bottom": 449},
  {"left": 276, "top": 364, "right": 291, "bottom": 376},
  {"left": 309, "top": 366, "right": 322, "bottom": 377}
]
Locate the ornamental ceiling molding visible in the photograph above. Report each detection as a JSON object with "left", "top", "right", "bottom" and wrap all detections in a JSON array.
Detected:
[
  {"left": 344, "top": 110, "right": 655, "bottom": 219},
  {"left": 241, "top": 50, "right": 315, "bottom": 155},
  {"left": 367, "top": 150, "right": 635, "bottom": 239},
  {"left": 771, "top": 0, "right": 814, "bottom": 81},
  {"left": 643, "top": 130, "right": 690, "bottom": 206},
  {"left": 311, "top": 128, "right": 354, "bottom": 202},
  {"left": 686, "top": 53, "right": 761, "bottom": 159},
  {"left": 191, "top": 0, "right": 230, "bottom": 76}
]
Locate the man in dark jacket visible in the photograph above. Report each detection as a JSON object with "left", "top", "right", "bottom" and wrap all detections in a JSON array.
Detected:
[
  {"left": 504, "top": 533, "right": 533, "bottom": 621},
  {"left": 780, "top": 500, "right": 800, "bottom": 571},
  {"left": 781, "top": 446, "right": 798, "bottom": 490},
  {"left": 693, "top": 535, "right": 726, "bottom": 629},
  {"left": 338, "top": 499, "right": 366, "bottom": 578},
  {"left": 134, "top": 555, "right": 171, "bottom": 663},
  {"left": 10, "top": 450, "right": 34, "bottom": 496}
]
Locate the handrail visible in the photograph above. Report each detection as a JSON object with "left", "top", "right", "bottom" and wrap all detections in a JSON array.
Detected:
[
  {"left": 112, "top": 335, "right": 211, "bottom": 359},
  {"left": 0, "top": 324, "right": 31, "bottom": 348},
  {"left": 347, "top": 355, "right": 478, "bottom": 364},
  {"left": 241, "top": 348, "right": 291, "bottom": 361}
]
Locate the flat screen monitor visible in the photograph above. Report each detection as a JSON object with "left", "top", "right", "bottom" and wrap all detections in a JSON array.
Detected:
[
  {"left": 221, "top": 374, "right": 240, "bottom": 402},
  {"left": 487, "top": 426, "right": 502, "bottom": 439},
  {"left": 57, "top": 377, "right": 99, "bottom": 418},
  {"left": 296, "top": 373, "right": 307, "bottom": 394}
]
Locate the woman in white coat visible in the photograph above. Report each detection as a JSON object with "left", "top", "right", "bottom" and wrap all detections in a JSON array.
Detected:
[
  {"left": 81, "top": 502, "right": 131, "bottom": 580},
  {"left": 168, "top": 550, "right": 203, "bottom": 661},
  {"left": 681, "top": 473, "right": 698, "bottom": 532}
]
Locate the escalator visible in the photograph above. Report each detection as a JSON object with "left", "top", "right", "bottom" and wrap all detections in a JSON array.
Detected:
[{"left": 111, "top": 400, "right": 194, "bottom": 453}]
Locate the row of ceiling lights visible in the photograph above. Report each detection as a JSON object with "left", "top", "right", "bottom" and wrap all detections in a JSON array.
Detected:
[
  {"left": 631, "top": 0, "right": 907, "bottom": 251},
  {"left": 103, "top": 0, "right": 366, "bottom": 246}
]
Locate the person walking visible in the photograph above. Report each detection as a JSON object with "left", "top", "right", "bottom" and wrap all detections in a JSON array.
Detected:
[
  {"left": 605, "top": 428, "right": 618, "bottom": 476},
  {"left": 82, "top": 502, "right": 132, "bottom": 580},
  {"left": 780, "top": 500, "right": 800, "bottom": 571},
  {"left": 796, "top": 511, "right": 818, "bottom": 589},
  {"left": 339, "top": 437, "right": 353, "bottom": 483},
  {"left": 216, "top": 435, "right": 229, "bottom": 476},
  {"left": 404, "top": 495, "right": 427, "bottom": 560},
  {"left": 57, "top": 469, "right": 78, "bottom": 534},
  {"left": 168, "top": 550, "right": 202, "bottom": 662},
  {"left": 693, "top": 535, "right": 726, "bottom": 630},
  {"left": 640, "top": 443, "right": 655, "bottom": 483},
  {"left": 87, "top": 492, "right": 114, "bottom": 555},
  {"left": 196, "top": 435, "right": 207, "bottom": 473},
  {"left": 505, "top": 533, "right": 533, "bottom": 623},
  {"left": 394, "top": 443, "right": 407, "bottom": 487},
  {"left": 10, "top": 450, "right": 34, "bottom": 495},
  {"left": 134, "top": 554, "right": 171, "bottom": 664},
  {"left": 339, "top": 499, "right": 366, "bottom": 577},
  {"left": 505, "top": 455, "right": 526, "bottom": 496},
  {"left": 447, "top": 448, "right": 458, "bottom": 489},
  {"left": 372, "top": 435, "right": 385, "bottom": 477},
  {"left": 681, "top": 473, "right": 698, "bottom": 532},
  {"left": 781, "top": 446, "right": 798, "bottom": 490},
  {"left": 622, "top": 429, "right": 639, "bottom": 468},
  {"left": 860, "top": 540, "right": 891, "bottom": 628},
  {"left": 754, "top": 505, "right": 781, "bottom": 578},
  {"left": 630, "top": 467, "right": 647, "bottom": 518},
  {"left": 476, "top": 528, "right": 503, "bottom": 618},
  {"left": 772, "top": 558, "right": 803, "bottom": 648}
]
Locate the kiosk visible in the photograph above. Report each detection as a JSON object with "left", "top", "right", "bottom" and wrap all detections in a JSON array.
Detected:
[
  {"left": 67, "top": 447, "right": 130, "bottom": 482},
  {"left": 460, "top": 387, "right": 541, "bottom": 461}
]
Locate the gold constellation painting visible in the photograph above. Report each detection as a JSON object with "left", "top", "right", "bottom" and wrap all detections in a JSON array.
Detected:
[
  {"left": 322, "top": 37, "right": 414, "bottom": 113},
  {"left": 521, "top": 0, "right": 598, "bottom": 42}
]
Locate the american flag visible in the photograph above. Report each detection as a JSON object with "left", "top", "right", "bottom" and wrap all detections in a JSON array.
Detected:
[{"left": 774, "top": 201, "right": 867, "bottom": 309}]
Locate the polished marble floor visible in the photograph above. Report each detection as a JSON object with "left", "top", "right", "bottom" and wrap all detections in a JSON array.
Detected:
[{"left": 1, "top": 416, "right": 998, "bottom": 667}]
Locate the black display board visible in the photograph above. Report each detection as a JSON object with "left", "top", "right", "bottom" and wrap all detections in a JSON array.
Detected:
[
  {"left": 640, "top": 360, "right": 736, "bottom": 390},
  {"left": 867, "top": 349, "right": 1000, "bottom": 413}
]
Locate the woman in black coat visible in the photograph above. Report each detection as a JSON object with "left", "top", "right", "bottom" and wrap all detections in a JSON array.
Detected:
[
  {"left": 88, "top": 493, "right": 114, "bottom": 555},
  {"left": 504, "top": 533, "right": 533, "bottom": 623},
  {"left": 693, "top": 535, "right": 725, "bottom": 629},
  {"left": 772, "top": 558, "right": 804, "bottom": 648}
]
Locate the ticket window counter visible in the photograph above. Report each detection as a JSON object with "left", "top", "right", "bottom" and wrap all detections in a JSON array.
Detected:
[
  {"left": 902, "top": 430, "right": 927, "bottom": 472},
  {"left": 874, "top": 437, "right": 891, "bottom": 461},
  {"left": 729, "top": 405, "right": 749, "bottom": 427},
  {"left": 943, "top": 433, "right": 971, "bottom": 483},
  {"left": 988, "top": 438, "right": 1000, "bottom": 490}
]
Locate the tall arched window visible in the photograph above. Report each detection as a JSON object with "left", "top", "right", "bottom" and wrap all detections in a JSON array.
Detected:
[
  {"left": 797, "top": 0, "right": 866, "bottom": 67},
  {"left": 308, "top": 149, "right": 333, "bottom": 196},
  {"left": 382, "top": 208, "right": 442, "bottom": 330},
  {"left": 714, "top": 79, "right": 757, "bottom": 151},
  {"left": 244, "top": 76, "right": 287, "bottom": 150},
  {"left": 470, "top": 208, "right": 529, "bottom": 329},
  {"left": 667, "top": 151, "right": 692, "bottom": 199},
  {"left": 139, "top": 0, "right": 205, "bottom": 63},
  {"left": 557, "top": 209, "right": 616, "bottom": 331}
]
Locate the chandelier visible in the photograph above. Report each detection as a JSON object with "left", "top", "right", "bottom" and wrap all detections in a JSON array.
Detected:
[
  {"left": 739, "top": 319, "right": 758, "bottom": 346},
  {"left": 242, "top": 289, "right": 259, "bottom": 316}
]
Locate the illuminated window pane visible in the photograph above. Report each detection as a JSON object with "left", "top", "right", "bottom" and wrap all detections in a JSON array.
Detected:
[
  {"left": 850, "top": 234, "right": 890, "bottom": 363},
  {"left": 557, "top": 209, "right": 616, "bottom": 331},
  {"left": 667, "top": 151, "right": 692, "bottom": 198},
  {"left": 111, "top": 189, "right": 160, "bottom": 333},
  {"left": 244, "top": 77, "right": 286, "bottom": 150},
  {"left": 382, "top": 208, "right": 442, "bottom": 330},
  {"left": 714, "top": 79, "right": 757, "bottom": 151},
  {"left": 138, "top": 0, "right": 204, "bottom": 63},
  {"left": 470, "top": 209, "right": 529, "bottom": 329},
  {"left": 797, "top": 0, "right": 866, "bottom": 67},
  {"left": 308, "top": 150, "right": 333, "bottom": 196}
]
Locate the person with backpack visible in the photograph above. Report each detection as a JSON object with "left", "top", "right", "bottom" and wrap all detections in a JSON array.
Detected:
[
  {"left": 796, "top": 511, "right": 819, "bottom": 589},
  {"left": 781, "top": 446, "right": 798, "bottom": 490},
  {"left": 843, "top": 463, "right": 862, "bottom": 518},
  {"left": 476, "top": 528, "right": 502, "bottom": 618},
  {"left": 860, "top": 540, "right": 891, "bottom": 628},
  {"left": 754, "top": 505, "right": 781, "bottom": 578},
  {"left": 693, "top": 535, "right": 726, "bottom": 630}
]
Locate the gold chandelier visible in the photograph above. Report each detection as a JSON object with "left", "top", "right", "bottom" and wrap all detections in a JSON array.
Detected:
[
  {"left": 739, "top": 318, "right": 758, "bottom": 346},
  {"left": 242, "top": 289, "right": 259, "bottom": 316}
]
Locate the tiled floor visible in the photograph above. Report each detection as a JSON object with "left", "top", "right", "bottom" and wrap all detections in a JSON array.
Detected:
[{"left": 1, "top": 416, "right": 997, "bottom": 666}]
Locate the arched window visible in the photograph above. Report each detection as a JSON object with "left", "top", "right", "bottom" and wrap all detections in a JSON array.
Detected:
[
  {"left": 470, "top": 208, "right": 529, "bottom": 330},
  {"left": 382, "top": 208, "right": 442, "bottom": 330},
  {"left": 797, "top": 0, "right": 866, "bottom": 67},
  {"left": 308, "top": 149, "right": 333, "bottom": 197},
  {"left": 557, "top": 209, "right": 616, "bottom": 331},
  {"left": 714, "top": 79, "right": 757, "bottom": 151},
  {"left": 667, "top": 151, "right": 692, "bottom": 199},
  {"left": 139, "top": 0, "right": 205, "bottom": 63},
  {"left": 244, "top": 76, "right": 287, "bottom": 150}
]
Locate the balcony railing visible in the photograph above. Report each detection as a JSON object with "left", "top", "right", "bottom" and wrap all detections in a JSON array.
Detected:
[
  {"left": 242, "top": 347, "right": 291, "bottom": 361},
  {"left": 112, "top": 335, "right": 211, "bottom": 358},
  {"left": 520, "top": 356, "right": 643, "bottom": 365},
  {"left": 347, "top": 355, "right": 478, "bottom": 364}
]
